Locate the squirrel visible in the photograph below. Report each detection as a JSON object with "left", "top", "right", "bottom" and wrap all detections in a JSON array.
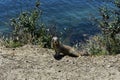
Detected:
[{"left": 51, "top": 36, "right": 80, "bottom": 57}]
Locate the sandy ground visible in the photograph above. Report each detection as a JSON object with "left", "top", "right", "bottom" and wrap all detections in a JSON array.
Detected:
[{"left": 0, "top": 45, "right": 120, "bottom": 80}]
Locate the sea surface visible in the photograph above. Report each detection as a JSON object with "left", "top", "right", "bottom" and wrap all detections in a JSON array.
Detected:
[{"left": 0, "top": 0, "right": 113, "bottom": 44}]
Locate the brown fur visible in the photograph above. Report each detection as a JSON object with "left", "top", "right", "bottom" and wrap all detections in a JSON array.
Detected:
[{"left": 51, "top": 37, "right": 79, "bottom": 57}]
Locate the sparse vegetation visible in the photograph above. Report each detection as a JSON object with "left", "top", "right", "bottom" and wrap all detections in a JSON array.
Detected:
[
  {"left": 2, "top": 0, "right": 52, "bottom": 48},
  {"left": 84, "top": 35, "right": 108, "bottom": 55},
  {"left": 84, "top": 0, "right": 120, "bottom": 55}
]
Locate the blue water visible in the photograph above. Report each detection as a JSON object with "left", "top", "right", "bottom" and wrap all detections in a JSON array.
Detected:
[{"left": 0, "top": 0, "right": 113, "bottom": 44}]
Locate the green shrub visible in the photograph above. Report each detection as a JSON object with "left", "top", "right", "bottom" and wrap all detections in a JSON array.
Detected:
[
  {"left": 93, "top": 0, "right": 120, "bottom": 54},
  {"left": 85, "top": 35, "right": 108, "bottom": 55},
  {"left": 34, "top": 25, "right": 52, "bottom": 48},
  {"left": 4, "top": 39, "right": 23, "bottom": 48},
  {"left": 3, "top": 0, "right": 52, "bottom": 48}
]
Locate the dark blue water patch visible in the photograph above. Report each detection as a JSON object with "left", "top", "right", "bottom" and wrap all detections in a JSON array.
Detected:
[
  {"left": 41, "top": 0, "right": 99, "bottom": 24},
  {"left": 0, "top": 0, "right": 36, "bottom": 32},
  {"left": 0, "top": 0, "right": 112, "bottom": 31},
  {"left": 61, "top": 21, "right": 100, "bottom": 45},
  {"left": 0, "top": 0, "right": 35, "bottom": 20}
]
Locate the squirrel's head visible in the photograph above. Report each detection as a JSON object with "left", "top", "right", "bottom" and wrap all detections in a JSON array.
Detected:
[{"left": 51, "top": 36, "right": 60, "bottom": 48}]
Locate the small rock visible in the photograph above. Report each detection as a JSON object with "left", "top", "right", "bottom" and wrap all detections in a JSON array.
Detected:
[
  {"left": 58, "top": 70, "right": 61, "bottom": 72},
  {"left": 118, "top": 67, "right": 120, "bottom": 72},
  {"left": 12, "top": 48, "right": 15, "bottom": 50},
  {"left": 66, "top": 60, "right": 69, "bottom": 62}
]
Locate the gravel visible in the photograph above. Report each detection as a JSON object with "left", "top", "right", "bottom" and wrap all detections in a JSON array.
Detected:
[{"left": 0, "top": 45, "right": 120, "bottom": 80}]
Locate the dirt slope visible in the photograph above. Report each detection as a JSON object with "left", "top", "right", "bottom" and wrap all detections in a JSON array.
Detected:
[{"left": 0, "top": 45, "right": 120, "bottom": 80}]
